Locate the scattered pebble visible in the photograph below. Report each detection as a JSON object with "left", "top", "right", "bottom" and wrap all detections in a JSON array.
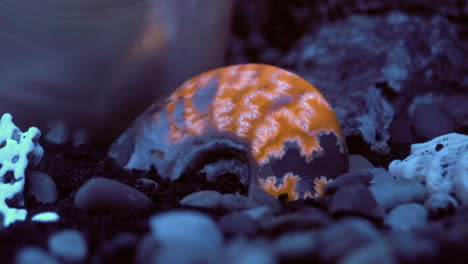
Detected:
[
  {"left": 385, "top": 203, "right": 428, "bottom": 231},
  {"left": 424, "top": 192, "right": 458, "bottom": 219},
  {"left": 339, "top": 240, "right": 396, "bottom": 264},
  {"left": 329, "top": 184, "right": 382, "bottom": 219},
  {"left": 220, "top": 193, "right": 248, "bottom": 211},
  {"left": 149, "top": 210, "right": 222, "bottom": 249},
  {"left": 31, "top": 212, "right": 60, "bottom": 223},
  {"left": 225, "top": 237, "right": 276, "bottom": 264},
  {"left": 272, "top": 231, "right": 318, "bottom": 260},
  {"left": 247, "top": 187, "right": 282, "bottom": 212},
  {"left": 324, "top": 171, "right": 374, "bottom": 195},
  {"left": 44, "top": 121, "right": 68, "bottom": 145},
  {"left": 370, "top": 178, "right": 426, "bottom": 210},
  {"left": 242, "top": 206, "right": 274, "bottom": 222},
  {"left": 98, "top": 232, "right": 139, "bottom": 264},
  {"left": 388, "top": 231, "right": 440, "bottom": 263},
  {"left": 219, "top": 212, "right": 257, "bottom": 236},
  {"left": 15, "top": 247, "right": 59, "bottom": 264},
  {"left": 48, "top": 229, "right": 88, "bottom": 262},
  {"left": 348, "top": 155, "right": 374, "bottom": 171},
  {"left": 74, "top": 177, "right": 152, "bottom": 212},
  {"left": 180, "top": 190, "right": 223, "bottom": 208},
  {"left": 26, "top": 170, "right": 57, "bottom": 204},
  {"left": 262, "top": 207, "right": 332, "bottom": 232}
]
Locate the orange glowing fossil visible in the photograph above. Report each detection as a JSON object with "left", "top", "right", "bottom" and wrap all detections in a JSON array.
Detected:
[{"left": 109, "top": 64, "right": 348, "bottom": 200}]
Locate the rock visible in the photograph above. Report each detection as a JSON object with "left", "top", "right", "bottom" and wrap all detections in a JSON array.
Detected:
[
  {"left": 324, "top": 170, "right": 374, "bottom": 195},
  {"left": 339, "top": 241, "right": 396, "bottom": 264},
  {"left": 411, "top": 103, "right": 456, "bottom": 141},
  {"left": 329, "top": 184, "right": 382, "bottom": 219},
  {"left": 220, "top": 193, "right": 248, "bottom": 211},
  {"left": 219, "top": 212, "right": 257, "bottom": 236},
  {"left": 385, "top": 203, "right": 428, "bottom": 231},
  {"left": 388, "top": 231, "right": 440, "bottom": 263},
  {"left": 247, "top": 187, "right": 282, "bottom": 213},
  {"left": 31, "top": 212, "right": 60, "bottom": 223},
  {"left": 149, "top": 210, "right": 222, "bottom": 250},
  {"left": 388, "top": 133, "right": 468, "bottom": 196},
  {"left": 153, "top": 242, "right": 223, "bottom": 264},
  {"left": 44, "top": 121, "right": 68, "bottom": 145},
  {"left": 48, "top": 229, "right": 88, "bottom": 262},
  {"left": 242, "top": 206, "right": 274, "bottom": 222},
  {"left": 225, "top": 237, "right": 276, "bottom": 264},
  {"left": 135, "top": 234, "right": 159, "bottom": 264},
  {"left": 369, "top": 178, "right": 426, "bottom": 210},
  {"left": 98, "top": 232, "right": 139, "bottom": 264},
  {"left": 180, "top": 190, "right": 223, "bottom": 209},
  {"left": 368, "top": 168, "right": 396, "bottom": 184},
  {"left": 26, "top": 171, "right": 57, "bottom": 204},
  {"left": 316, "top": 218, "right": 384, "bottom": 263},
  {"left": 15, "top": 247, "right": 59, "bottom": 264},
  {"left": 424, "top": 192, "right": 458, "bottom": 219},
  {"left": 74, "top": 177, "right": 151, "bottom": 212},
  {"left": 272, "top": 231, "right": 318, "bottom": 261},
  {"left": 348, "top": 155, "right": 374, "bottom": 171},
  {"left": 261, "top": 207, "right": 332, "bottom": 232},
  {"left": 135, "top": 178, "right": 159, "bottom": 189}
]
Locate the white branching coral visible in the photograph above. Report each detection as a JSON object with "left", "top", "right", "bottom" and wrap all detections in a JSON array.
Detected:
[
  {"left": 0, "top": 113, "right": 43, "bottom": 227},
  {"left": 389, "top": 133, "right": 468, "bottom": 204}
]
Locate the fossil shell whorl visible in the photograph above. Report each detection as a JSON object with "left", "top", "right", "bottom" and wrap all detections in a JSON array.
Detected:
[{"left": 109, "top": 64, "right": 348, "bottom": 200}]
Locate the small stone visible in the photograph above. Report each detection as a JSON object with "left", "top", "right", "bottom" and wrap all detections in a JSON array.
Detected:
[
  {"left": 388, "top": 231, "right": 440, "bottom": 263},
  {"left": 135, "top": 234, "right": 159, "bottom": 264},
  {"left": 48, "top": 229, "right": 87, "bottom": 262},
  {"left": 31, "top": 212, "right": 60, "bottom": 223},
  {"left": 15, "top": 247, "right": 59, "bottom": 264},
  {"left": 72, "top": 129, "right": 88, "bottom": 147},
  {"left": 272, "top": 231, "right": 318, "bottom": 260},
  {"left": 221, "top": 193, "right": 248, "bottom": 211},
  {"left": 317, "top": 218, "right": 383, "bottom": 263},
  {"left": 26, "top": 170, "right": 57, "bottom": 204},
  {"left": 149, "top": 210, "right": 222, "bottom": 250},
  {"left": 225, "top": 237, "right": 276, "bottom": 264},
  {"left": 44, "top": 121, "right": 68, "bottom": 145},
  {"left": 262, "top": 207, "right": 332, "bottom": 232},
  {"left": 219, "top": 212, "right": 257, "bottom": 236},
  {"left": 412, "top": 103, "right": 456, "bottom": 141},
  {"left": 424, "top": 192, "right": 458, "bottom": 219},
  {"left": 74, "top": 177, "right": 151, "bottom": 212},
  {"left": 370, "top": 178, "right": 426, "bottom": 210},
  {"left": 98, "top": 232, "right": 138, "bottom": 264},
  {"left": 324, "top": 170, "right": 374, "bottom": 195},
  {"left": 339, "top": 241, "right": 396, "bottom": 264},
  {"left": 135, "top": 178, "right": 159, "bottom": 189},
  {"left": 152, "top": 242, "right": 223, "bottom": 264},
  {"left": 348, "top": 155, "right": 374, "bottom": 171},
  {"left": 329, "top": 184, "right": 382, "bottom": 219},
  {"left": 242, "top": 206, "right": 273, "bottom": 222},
  {"left": 385, "top": 203, "right": 428, "bottom": 231},
  {"left": 247, "top": 187, "right": 282, "bottom": 212},
  {"left": 180, "top": 190, "right": 223, "bottom": 208}
]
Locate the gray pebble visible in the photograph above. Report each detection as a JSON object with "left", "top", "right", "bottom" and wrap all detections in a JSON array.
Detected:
[
  {"left": 247, "top": 187, "right": 282, "bottom": 212},
  {"left": 339, "top": 241, "right": 396, "bottom": 264},
  {"left": 329, "top": 184, "right": 383, "bottom": 219},
  {"left": 317, "top": 218, "right": 383, "bottom": 263},
  {"left": 385, "top": 203, "right": 428, "bottom": 231},
  {"left": 135, "top": 178, "right": 159, "bottom": 189},
  {"left": 180, "top": 190, "right": 222, "bottom": 208},
  {"left": 242, "top": 206, "right": 273, "bottom": 222},
  {"left": 388, "top": 231, "right": 440, "bottom": 263},
  {"left": 225, "top": 237, "right": 276, "bottom": 264},
  {"left": 221, "top": 193, "right": 248, "bottom": 211},
  {"left": 424, "top": 192, "right": 458, "bottom": 219},
  {"left": 149, "top": 210, "right": 222, "bottom": 250},
  {"left": 272, "top": 231, "right": 318, "bottom": 260},
  {"left": 262, "top": 207, "right": 332, "bottom": 231},
  {"left": 44, "top": 121, "right": 68, "bottom": 145},
  {"left": 324, "top": 170, "right": 373, "bottom": 195},
  {"left": 135, "top": 234, "right": 159, "bottom": 264},
  {"left": 74, "top": 177, "right": 151, "bottom": 212},
  {"left": 219, "top": 212, "right": 257, "bottom": 236},
  {"left": 348, "top": 155, "right": 374, "bottom": 171},
  {"left": 412, "top": 103, "right": 456, "bottom": 140},
  {"left": 153, "top": 240, "right": 223, "bottom": 264},
  {"left": 370, "top": 178, "right": 426, "bottom": 210},
  {"left": 15, "top": 247, "right": 59, "bottom": 264},
  {"left": 48, "top": 229, "right": 87, "bottom": 262},
  {"left": 26, "top": 171, "right": 57, "bottom": 204}
]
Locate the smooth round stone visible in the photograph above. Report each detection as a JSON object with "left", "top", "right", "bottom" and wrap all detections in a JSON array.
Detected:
[
  {"left": 348, "top": 155, "right": 374, "bottom": 171},
  {"left": 219, "top": 212, "right": 257, "bottom": 236},
  {"left": 180, "top": 190, "right": 223, "bottom": 208},
  {"left": 385, "top": 203, "right": 428, "bottom": 231},
  {"left": 225, "top": 237, "right": 276, "bottom": 264},
  {"left": 26, "top": 171, "right": 57, "bottom": 204},
  {"left": 272, "top": 231, "right": 318, "bottom": 260},
  {"left": 370, "top": 178, "right": 426, "bottom": 210},
  {"left": 247, "top": 187, "right": 282, "bottom": 212},
  {"left": 221, "top": 193, "right": 248, "bottom": 211},
  {"left": 152, "top": 241, "right": 223, "bottom": 264},
  {"left": 44, "top": 121, "right": 68, "bottom": 145},
  {"left": 135, "top": 234, "right": 159, "bottom": 264},
  {"left": 339, "top": 241, "right": 396, "bottom": 264},
  {"left": 48, "top": 229, "right": 87, "bottom": 262},
  {"left": 15, "top": 246, "right": 59, "bottom": 264},
  {"left": 74, "top": 177, "right": 151, "bottom": 212},
  {"left": 262, "top": 207, "right": 332, "bottom": 231},
  {"left": 242, "top": 206, "right": 273, "bottom": 222},
  {"left": 412, "top": 103, "right": 456, "bottom": 140},
  {"left": 329, "top": 184, "right": 382, "bottom": 219},
  {"left": 424, "top": 192, "right": 458, "bottom": 219},
  {"left": 324, "top": 171, "right": 374, "bottom": 195},
  {"left": 31, "top": 212, "right": 60, "bottom": 223},
  {"left": 98, "top": 232, "right": 138, "bottom": 264},
  {"left": 388, "top": 231, "right": 439, "bottom": 263},
  {"left": 149, "top": 210, "right": 222, "bottom": 250}
]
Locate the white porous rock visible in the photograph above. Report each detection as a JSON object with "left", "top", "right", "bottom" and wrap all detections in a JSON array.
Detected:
[
  {"left": 0, "top": 113, "right": 43, "bottom": 227},
  {"left": 388, "top": 133, "right": 468, "bottom": 202}
]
